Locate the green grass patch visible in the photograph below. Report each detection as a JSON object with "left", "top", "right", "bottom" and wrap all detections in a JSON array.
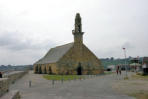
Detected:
[
  {"left": 104, "top": 71, "right": 113, "bottom": 75},
  {"left": 129, "top": 92, "right": 148, "bottom": 99},
  {"left": 43, "top": 75, "right": 84, "bottom": 81},
  {"left": 132, "top": 74, "right": 148, "bottom": 80},
  {"left": 124, "top": 76, "right": 129, "bottom": 80}
]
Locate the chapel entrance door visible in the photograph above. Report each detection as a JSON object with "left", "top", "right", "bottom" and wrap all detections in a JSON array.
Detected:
[{"left": 77, "top": 63, "right": 82, "bottom": 75}]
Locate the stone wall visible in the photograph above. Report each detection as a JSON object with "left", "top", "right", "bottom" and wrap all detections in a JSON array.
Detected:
[
  {"left": 0, "top": 78, "right": 9, "bottom": 97},
  {"left": 0, "top": 71, "right": 27, "bottom": 99},
  {"left": 34, "top": 63, "right": 58, "bottom": 74},
  {"left": 4, "top": 71, "right": 28, "bottom": 84}
]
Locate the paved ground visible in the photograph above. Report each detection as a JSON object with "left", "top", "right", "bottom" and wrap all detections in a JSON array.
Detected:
[
  {"left": 113, "top": 73, "right": 148, "bottom": 98},
  {"left": 10, "top": 71, "right": 135, "bottom": 99}
]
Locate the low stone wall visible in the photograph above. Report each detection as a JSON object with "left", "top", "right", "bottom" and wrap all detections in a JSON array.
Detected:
[
  {"left": 4, "top": 71, "right": 28, "bottom": 84},
  {"left": 1, "top": 90, "right": 20, "bottom": 99},
  {"left": 0, "top": 78, "right": 9, "bottom": 97},
  {"left": 0, "top": 71, "right": 27, "bottom": 98}
]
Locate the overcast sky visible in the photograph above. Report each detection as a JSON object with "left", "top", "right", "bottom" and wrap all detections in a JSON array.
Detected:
[{"left": 0, "top": 0, "right": 148, "bottom": 65}]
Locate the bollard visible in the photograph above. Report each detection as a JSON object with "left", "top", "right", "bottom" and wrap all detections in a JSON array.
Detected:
[
  {"left": 81, "top": 76, "right": 84, "bottom": 80},
  {"left": 87, "top": 75, "right": 89, "bottom": 79},
  {"left": 79, "top": 76, "right": 81, "bottom": 81},
  {"left": 83, "top": 76, "right": 85, "bottom": 80},
  {"left": 52, "top": 80, "right": 55, "bottom": 86},
  {"left": 61, "top": 78, "right": 64, "bottom": 84},
  {"left": 29, "top": 80, "right": 31, "bottom": 88}
]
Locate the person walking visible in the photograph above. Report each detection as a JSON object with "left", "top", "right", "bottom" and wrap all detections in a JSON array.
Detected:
[
  {"left": 119, "top": 66, "right": 122, "bottom": 75},
  {"left": 116, "top": 65, "right": 119, "bottom": 75}
]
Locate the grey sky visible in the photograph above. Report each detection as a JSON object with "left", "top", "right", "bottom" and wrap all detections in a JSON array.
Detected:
[{"left": 0, "top": 0, "right": 148, "bottom": 65}]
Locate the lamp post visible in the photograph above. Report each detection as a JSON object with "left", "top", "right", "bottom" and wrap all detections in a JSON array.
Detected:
[
  {"left": 123, "top": 48, "right": 127, "bottom": 78},
  {"left": 137, "top": 56, "right": 139, "bottom": 72}
]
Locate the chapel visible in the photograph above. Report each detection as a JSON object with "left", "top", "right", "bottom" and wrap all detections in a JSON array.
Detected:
[{"left": 34, "top": 13, "right": 104, "bottom": 75}]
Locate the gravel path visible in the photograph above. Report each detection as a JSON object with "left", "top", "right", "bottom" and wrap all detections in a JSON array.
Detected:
[{"left": 10, "top": 71, "right": 135, "bottom": 99}]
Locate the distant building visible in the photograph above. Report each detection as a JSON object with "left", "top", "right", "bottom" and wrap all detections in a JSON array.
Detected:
[
  {"left": 33, "top": 13, "right": 104, "bottom": 75},
  {"left": 142, "top": 57, "right": 148, "bottom": 75},
  {"left": 130, "top": 58, "right": 141, "bottom": 72},
  {"left": 143, "top": 57, "right": 148, "bottom": 64},
  {"left": 106, "top": 65, "right": 115, "bottom": 71}
]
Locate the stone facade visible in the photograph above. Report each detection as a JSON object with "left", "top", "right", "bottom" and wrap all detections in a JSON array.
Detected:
[
  {"left": 34, "top": 13, "right": 104, "bottom": 75},
  {"left": 56, "top": 44, "right": 103, "bottom": 75}
]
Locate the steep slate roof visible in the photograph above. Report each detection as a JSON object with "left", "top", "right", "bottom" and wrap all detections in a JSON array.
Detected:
[{"left": 35, "top": 42, "right": 74, "bottom": 64}]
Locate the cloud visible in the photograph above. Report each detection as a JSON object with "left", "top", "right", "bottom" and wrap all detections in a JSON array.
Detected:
[
  {"left": 0, "top": 31, "right": 56, "bottom": 51},
  {"left": 0, "top": 0, "right": 148, "bottom": 65},
  {"left": 0, "top": 31, "right": 56, "bottom": 65},
  {"left": 121, "top": 41, "right": 135, "bottom": 50}
]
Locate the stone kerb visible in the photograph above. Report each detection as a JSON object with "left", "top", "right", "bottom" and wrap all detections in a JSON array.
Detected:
[{"left": 0, "top": 78, "right": 9, "bottom": 97}]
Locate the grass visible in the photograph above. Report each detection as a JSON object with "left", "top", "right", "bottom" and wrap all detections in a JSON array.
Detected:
[
  {"left": 132, "top": 74, "right": 148, "bottom": 80},
  {"left": 43, "top": 75, "right": 84, "bottom": 81},
  {"left": 124, "top": 76, "right": 129, "bottom": 80},
  {"left": 129, "top": 92, "right": 148, "bottom": 99},
  {"left": 129, "top": 74, "right": 148, "bottom": 99},
  {"left": 104, "top": 71, "right": 113, "bottom": 75}
]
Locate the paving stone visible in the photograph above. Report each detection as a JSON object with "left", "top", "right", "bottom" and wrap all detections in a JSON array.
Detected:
[{"left": 10, "top": 71, "right": 135, "bottom": 99}]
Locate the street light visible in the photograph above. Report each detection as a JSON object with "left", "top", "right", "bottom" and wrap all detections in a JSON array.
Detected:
[{"left": 123, "top": 48, "right": 128, "bottom": 78}]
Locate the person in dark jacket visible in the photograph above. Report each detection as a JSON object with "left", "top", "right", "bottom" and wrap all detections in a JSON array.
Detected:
[{"left": 0, "top": 72, "right": 2, "bottom": 78}]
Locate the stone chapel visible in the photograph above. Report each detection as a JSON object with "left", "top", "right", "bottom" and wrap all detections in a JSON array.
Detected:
[{"left": 34, "top": 13, "right": 104, "bottom": 75}]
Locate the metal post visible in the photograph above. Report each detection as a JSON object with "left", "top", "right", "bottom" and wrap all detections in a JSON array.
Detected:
[
  {"left": 123, "top": 48, "right": 127, "bottom": 78},
  {"left": 79, "top": 76, "right": 81, "bottom": 80},
  {"left": 52, "top": 80, "right": 55, "bottom": 85},
  {"left": 29, "top": 80, "right": 31, "bottom": 88},
  {"left": 61, "top": 78, "right": 64, "bottom": 84}
]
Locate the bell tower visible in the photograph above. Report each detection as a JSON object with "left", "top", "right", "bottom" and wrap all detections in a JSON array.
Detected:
[{"left": 72, "top": 13, "right": 84, "bottom": 44}]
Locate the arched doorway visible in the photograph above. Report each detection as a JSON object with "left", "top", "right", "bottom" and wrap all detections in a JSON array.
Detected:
[
  {"left": 38, "top": 65, "right": 42, "bottom": 74},
  {"left": 35, "top": 65, "right": 38, "bottom": 73},
  {"left": 77, "top": 63, "right": 82, "bottom": 75},
  {"left": 48, "top": 66, "right": 52, "bottom": 74}
]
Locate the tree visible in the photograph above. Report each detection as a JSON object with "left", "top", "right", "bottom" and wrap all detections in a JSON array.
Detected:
[{"left": 110, "top": 57, "right": 114, "bottom": 61}]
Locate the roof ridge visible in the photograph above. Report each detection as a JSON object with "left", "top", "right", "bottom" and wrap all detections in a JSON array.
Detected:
[{"left": 53, "top": 42, "right": 74, "bottom": 48}]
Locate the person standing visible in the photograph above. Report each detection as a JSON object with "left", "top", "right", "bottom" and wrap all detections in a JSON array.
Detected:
[
  {"left": 142, "top": 62, "right": 147, "bottom": 75},
  {"left": 119, "top": 66, "right": 122, "bottom": 75},
  {"left": 0, "top": 72, "right": 2, "bottom": 78},
  {"left": 116, "top": 65, "right": 119, "bottom": 75}
]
